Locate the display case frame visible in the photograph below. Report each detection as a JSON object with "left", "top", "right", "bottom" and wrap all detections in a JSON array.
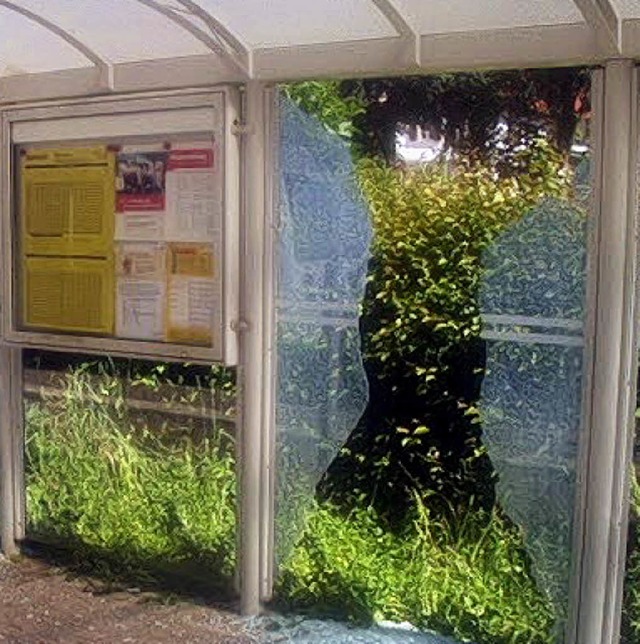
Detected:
[{"left": 0, "top": 88, "right": 241, "bottom": 365}]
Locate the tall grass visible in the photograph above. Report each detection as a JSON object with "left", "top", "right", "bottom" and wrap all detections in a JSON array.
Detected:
[
  {"left": 277, "top": 500, "right": 555, "bottom": 644},
  {"left": 25, "top": 367, "right": 237, "bottom": 594},
  {"left": 26, "top": 365, "right": 555, "bottom": 642}
]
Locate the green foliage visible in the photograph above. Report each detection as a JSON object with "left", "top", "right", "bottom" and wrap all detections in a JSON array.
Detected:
[
  {"left": 283, "top": 81, "right": 366, "bottom": 142},
  {"left": 361, "top": 138, "right": 569, "bottom": 373},
  {"left": 26, "top": 363, "right": 557, "bottom": 641},
  {"left": 25, "top": 366, "right": 237, "bottom": 594},
  {"left": 278, "top": 497, "right": 555, "bottom": 643},
  {"left": 322, "top": 139, "right": 574, "bottom": 518},
  {"left": 622, "top": 474, "right": 640, "bottom": 641}
]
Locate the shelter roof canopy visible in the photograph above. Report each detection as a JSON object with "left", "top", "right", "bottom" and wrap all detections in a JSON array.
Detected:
[{"left": 0, "top": 0, "right": 638, "bottom": 101}]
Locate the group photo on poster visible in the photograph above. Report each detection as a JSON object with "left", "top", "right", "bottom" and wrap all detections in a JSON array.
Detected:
[{"left": 116, "top": 151, "right": 167, "bottom": 212}]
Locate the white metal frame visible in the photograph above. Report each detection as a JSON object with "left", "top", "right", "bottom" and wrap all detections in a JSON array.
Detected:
[
  {"left": 132, "top": 0, "right": 249, "bottom": 77},
  {"left": 259, "top": 86, "right": 279, "bottom": 603},
  {"left": 573, "top": 0, "right": 621, "bottom": 55},
  {"left": 572, "top": 60, "right": 639, "bottom": 644},
  {"left": 0, "top": 345, "right": 22, "bottom": 555},
  {"left": 237, "top": 80, "right": 269, "bottom": 615},
  {"left": 0, "top": 88, "right": 240, "bottom": 365}
]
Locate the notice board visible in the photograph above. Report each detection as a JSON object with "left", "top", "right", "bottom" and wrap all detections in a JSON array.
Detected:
[{"left": 9, "top": 91, "right": 239, "bottom": 364}]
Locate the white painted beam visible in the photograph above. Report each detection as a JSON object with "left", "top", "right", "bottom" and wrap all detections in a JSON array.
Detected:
[
  {"left": 173, "top": 0, "right": 251, "bottom": 74},
  {"left": 253, "top": 24, "right": 599, "bottom": 81},
  {"left": 113, "top": 54, "right": 244, "bottom": 93},
  {"left": 133, "top": 0, "right": 249, "bottom": 77},
  {"left": 0, "top": 67, "right": 107, "bottom": 104},
  {"left": 0, "top": 56, "right": 246, "bottom": 105},
  {"left": 572, "top": 0, "right": 621, "bottom": 54},
  {"left": 253, "top": 37, "right": 418, "bottom": 81},
  {"left": 419, "top": 23, "right": 600, "bottom": 72},
  {"left": 370, "top": 0, "right": 420, "bottom": 65}
]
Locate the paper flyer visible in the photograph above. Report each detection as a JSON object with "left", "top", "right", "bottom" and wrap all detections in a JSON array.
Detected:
[
  {"left": 116, "top": 150, "right": 167, "bottom": 212},
  {"left": 116, "top": 242, "right": 166, "bottom": 279},
  {"left": 166, "top": 243, "right": 217, "bottom": 345},
  {"left": 115, "top": 242, "right": 166, "bottom": 340},
  {"left": 115, "top": 149, "right": 167, "bottom": 241},
  {"left": 165, "top": 144, "right": 221, "bottom": 243},
  {"left": 117, "top": 280, "right": 166, "bottom": 341}
]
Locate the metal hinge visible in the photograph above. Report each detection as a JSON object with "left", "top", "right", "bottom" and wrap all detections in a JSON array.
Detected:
[
  {"left": 232, "top": 120, "right": 253, "bottom": 137},
  {"left": 230, "top": 318, "right": 250, "bottom": 333}
]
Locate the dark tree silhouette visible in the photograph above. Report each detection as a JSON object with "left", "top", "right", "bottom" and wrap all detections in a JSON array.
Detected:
[{"left": 342, "top": 68, "right": 590, "bottom": 171}]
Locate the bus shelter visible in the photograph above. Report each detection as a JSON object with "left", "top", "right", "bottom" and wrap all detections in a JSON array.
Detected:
[{"left": 0, "top": 2, "right": 637, "bottom": 643}]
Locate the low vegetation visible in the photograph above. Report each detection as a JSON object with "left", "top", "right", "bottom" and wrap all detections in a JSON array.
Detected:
[{"left": 25, "top": 367, "right": 237, "bottom": 596}]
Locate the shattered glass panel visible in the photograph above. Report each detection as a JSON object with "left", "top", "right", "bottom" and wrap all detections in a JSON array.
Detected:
[
  {"left": 275, "top": 96, "right": 372, "bottom": 564},
  {"left": 479, "top": 198, "right": 587, "bottom": 629}
]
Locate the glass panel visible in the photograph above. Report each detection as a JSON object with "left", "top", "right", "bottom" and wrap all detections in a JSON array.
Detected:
[
  {"left": 274, "top": 95, "right": 372, "bottom": 564},
  {"left": 479, "top": 197, "right": 587, "bottom": 619},
  {"left": 271, "top": 73, "right": 591, "bottom": 643},
  {"left": 23, "top": 349, "right": 237, "bottom": 597}
]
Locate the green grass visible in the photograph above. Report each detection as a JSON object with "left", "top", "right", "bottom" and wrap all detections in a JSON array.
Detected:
[
  {"left": 25, "top": 368, "right": 237, "bottom": 595},
  {"left": 277, "top": 500, "right": 555, "bottom": 644},
  {"left": 26, "top": 365, "right": 555, "bottom": 642}
]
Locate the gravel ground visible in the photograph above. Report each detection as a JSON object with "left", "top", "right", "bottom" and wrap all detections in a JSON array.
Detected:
[
  {"left": 0, "top": 556, "right": 258, "bottom": 644},
  {"left": 0, "top": 556, "right": 463, "bottom": 644}
]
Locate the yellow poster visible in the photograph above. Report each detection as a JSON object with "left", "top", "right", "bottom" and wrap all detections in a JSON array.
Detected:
[
  {"left": 166, "top": 243, "right": 217, "bottom": 345},
  {"left": 22, "top": 148, "right": 115, "bottom": 258},
  {"left": 24, "top": 256, "right": 114, "bottom": 335},
  {"left": 21, "top": 146, "right": 115, "bottom": 336}
]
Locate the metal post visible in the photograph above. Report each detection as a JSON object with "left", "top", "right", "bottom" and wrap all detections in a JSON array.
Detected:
[
  {"left": 259, "top": 86, "right": 277, "bottom": 602},
  {"left": 239, "top": 80, "right": 267, "bottom": 616},
  {"left": 0, "top": 345, "right": 22, "bottom": 556},
  {"left": 575, "top": 59, "right": 637, "bottom": 644}
]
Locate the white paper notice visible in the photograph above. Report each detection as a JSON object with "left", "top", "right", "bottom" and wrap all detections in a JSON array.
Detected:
[
  {"left": 115, "top": 211, "right": 165, "bottom": 241},
  {"left": 116, "top": 242, "right": 166, "bottom": 340},
  {"left": 166, "top": 173, "right": 217, "bottom": 241},
  {"left": 117, "top": 280, "right": 165, "bottom": 340},
  {"left": 165, "top": 146, "right": 221, "bottom": 243}
]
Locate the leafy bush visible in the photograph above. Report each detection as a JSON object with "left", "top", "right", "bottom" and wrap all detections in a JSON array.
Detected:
[
  {"left": 278, "top": 496, "right": 555, "bottom": 643},
  {"left": 284, "top": 81, "right": 366, "bottom": 142},
  {"left": 25, "top": 366, "right": 237, "bottom": 595},
  {"left": 322, "top": 141, "right": 574, "bottom": 518}
]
